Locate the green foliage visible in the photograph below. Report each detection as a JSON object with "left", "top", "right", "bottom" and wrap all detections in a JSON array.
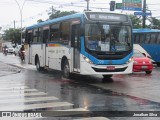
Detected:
[
  {"left": 37, "top": 19, "right": 44, "bottom": 23},
  {"left": 148, "top": 17, "right": 160, "bottom": 29},
  {"left": 48, "top": 8, "right": 77, "bottom": 19},
  {"left": 129, "top": 14, "right": 142, "bottom": 29},
  {"left": 2, "top": 28, "right": 21, "bottom": 44},
  {"left": 129, "top": 15, "right": 160, "bottom": 29}
]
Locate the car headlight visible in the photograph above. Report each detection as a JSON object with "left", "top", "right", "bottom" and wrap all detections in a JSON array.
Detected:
[
  {"left": 83, "top": 56, "right": 93, "bottom": 64},
  {"left": 148, "top": 60, "right": 152, "bottom": 64}
]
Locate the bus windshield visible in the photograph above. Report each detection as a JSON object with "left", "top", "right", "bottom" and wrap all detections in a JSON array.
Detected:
[{"left": 85, "top": 23, "right": 132, "bottom": 52}]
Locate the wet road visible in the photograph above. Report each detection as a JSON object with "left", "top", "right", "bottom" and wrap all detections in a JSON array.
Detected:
[{"left": 0, "top": 53, "right": 160, "bottom": 120}]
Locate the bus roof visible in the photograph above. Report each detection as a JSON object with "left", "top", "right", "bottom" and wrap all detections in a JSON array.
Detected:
[
  {"left": 26, "top": 12, "right": 84, "bottom": 30},
  {"left": 133, "top": 28, "right": 160, "bottom": 33},
  {"left": 26, "top": 11, "right": 129, "bottom": 30}
]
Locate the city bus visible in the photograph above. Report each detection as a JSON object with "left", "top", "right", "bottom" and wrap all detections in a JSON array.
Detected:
[
  {"left": 25, "top": 11, "right": 133, "bottom": 79},
  {"left": 133, "top": 28, "right": 160, "bottom": 66}
]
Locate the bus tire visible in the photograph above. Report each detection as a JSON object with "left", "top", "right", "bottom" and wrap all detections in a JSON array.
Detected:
[
  {"left": 146, "top": 71, "right": 152, "bottom": 74},
  {"left": 103, "top": 75, "right": 113, "bottom": 78},
  {"left": 36, "top": 58, "right": 43, "bottom": 71},
  {"left": 63, "top": 60, "right": 70, "bottom": 78}
]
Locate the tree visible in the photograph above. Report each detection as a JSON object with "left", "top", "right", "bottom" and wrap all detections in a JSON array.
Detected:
[
  {"left": 2, "top": 28, "right": 21, "bottom": 45},
  {"left": 48, "top": 8, "right": 77, "bottom": 19},
  {"left": 148, "top": 17, "right": 160, "bottom": 29},
  {"left": 37, "top": 19, "right": 44, "bottom": 23},
  {"left": 129, "top": 14, "right": 142, "bottom": 28}
]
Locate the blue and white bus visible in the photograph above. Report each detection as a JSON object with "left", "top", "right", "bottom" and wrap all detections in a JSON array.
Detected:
[
  {"left": 25, "top": 11, "right": 133, "bottom": 79},
  {"left": 133, "top": 28, "right": 160, "bottom": 66}
]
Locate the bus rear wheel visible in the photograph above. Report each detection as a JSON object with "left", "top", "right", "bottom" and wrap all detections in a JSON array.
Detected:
[
  {"left": 63, "top": 61, "right": 70, "bottom": 78},
  {"left": 103, "top": 75, "right": 113, "bottom": 78}
]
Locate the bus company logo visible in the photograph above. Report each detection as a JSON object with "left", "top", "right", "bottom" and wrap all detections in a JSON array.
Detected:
[{"left": 2, "top": 112, "right": 11, "bottom": 118}]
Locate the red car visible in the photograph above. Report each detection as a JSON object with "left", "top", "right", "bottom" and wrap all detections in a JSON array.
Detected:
[{"left": 133, "top": 49, "right": 153, "bottom": 74}]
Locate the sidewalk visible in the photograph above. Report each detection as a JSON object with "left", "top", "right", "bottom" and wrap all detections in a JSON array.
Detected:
[{"left": 0, "top": 62, "right": 21, "bottom": 77}]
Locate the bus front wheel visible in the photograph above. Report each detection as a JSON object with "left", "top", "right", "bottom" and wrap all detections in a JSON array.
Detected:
[{"left": 63, "top": 61, "right": 70, "bottom": 78}]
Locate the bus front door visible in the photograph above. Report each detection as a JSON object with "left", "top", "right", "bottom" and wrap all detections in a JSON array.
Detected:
[{"left": 71, "top": 24, "right": 80, "bottom": 72}]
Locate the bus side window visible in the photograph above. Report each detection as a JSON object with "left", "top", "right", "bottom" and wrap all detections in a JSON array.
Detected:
[
  {"left": 61, "top": 21, "right": 70, "bottom": 45},
  {"left": 139, "top": 34, "right": 144, "bottom": 43},
  {"left": 39, "top": 28, "right": 43, "bottom": 43},
  {"left": 43, "top": 29, "right": 49, "bottom": 43},
  {"left": 145, "top": 33, "right": 151, "bottom": 44},
  {"left": 134, "top": 34, "right": 140, "bottom": 43},
  {"left": 157, "top": 33, "right": 160, "bottom": 44},
  {"left": 33, "top": 29, "right": 38, "bottom": 43},
  {"left": 50, "top": 23, "right": 60, "bottom": 42},
  {"left": 150, "top": 33, "right": 156, "bottom": 44},
  {"left": 26, "top": 30, "right": 33, "bottom": 44}
]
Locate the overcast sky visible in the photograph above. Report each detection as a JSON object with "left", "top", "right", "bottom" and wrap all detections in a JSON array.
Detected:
[{"left": 0, "top": 0, "right": 160, "bottom": 32}]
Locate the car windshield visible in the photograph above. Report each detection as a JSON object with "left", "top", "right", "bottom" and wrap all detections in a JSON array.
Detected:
[
  {"left": 6, "top": 45, "right": 13, "bottom": 48},
  {"left": 85, "top": 23, "right": 132, "bottom": 52},
  {"left": 133, "top": 49, "right": 145, "bottom": 57}
]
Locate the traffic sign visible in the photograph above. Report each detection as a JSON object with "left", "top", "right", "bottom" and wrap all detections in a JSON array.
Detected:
[
  {"left": 122, "top": 0, "right": 142, "bottom": 11},
  {"left": 116, "top": 3, "right": 122, "bottom": 9},
  {"left": 134, "top": 12, "right": 152, "bottom": 16}
]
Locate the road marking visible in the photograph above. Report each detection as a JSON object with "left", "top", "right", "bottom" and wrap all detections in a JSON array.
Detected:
[
  {"left": 0, "top": 102, "right": 73, "bottom": 111},
  {"left": 0, "top": 86, "right": 29, "bottom": 90},
  {"left": 0, "top": 92, "right": 47, "bottom": 98},
  {"left": 0, "top": 84, "right": 26, "bottom": 88},
  {"left": 0, "top": 96, "right": 58, "bottom": 104},
  {"left": 0, "top": 89, "right": 38, "bottom": 93}
]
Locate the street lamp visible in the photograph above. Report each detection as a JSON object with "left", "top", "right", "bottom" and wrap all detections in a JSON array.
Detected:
[{"left": 14, "top": 0, "right": 26, "bottom": 45}]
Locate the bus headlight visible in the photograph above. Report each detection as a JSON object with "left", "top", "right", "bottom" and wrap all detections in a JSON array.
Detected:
[
  {"left": 126, "top": 58, "right": 133, "bottom": 64},
  {"left": 83, "top": 56, "right": 93, "bottom": 64}
]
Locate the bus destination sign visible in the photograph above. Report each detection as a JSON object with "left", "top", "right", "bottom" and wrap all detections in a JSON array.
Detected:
[{"left": 86, "top": 13, "right": 128, "bottom": 22}]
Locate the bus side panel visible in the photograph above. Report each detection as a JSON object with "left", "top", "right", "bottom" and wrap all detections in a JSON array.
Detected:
[
  {"left": 31, "top": 44, "right": 43, "bottom": 66},
  {"left": 46, "top": 44, "right": 73, "bottom": 71},
  {"left": 47, "top": 46, "right": 59, "bottom": 70},
  {"left": 57, "top": 46, "right": 72, "bottom": 71}
]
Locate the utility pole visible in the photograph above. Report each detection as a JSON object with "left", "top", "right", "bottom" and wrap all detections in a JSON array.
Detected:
[
  {"left": 14, "top": 20, "right": 16, "bottom": 29},
  {"left": 52, "top": 6, "right": 54, "bottom": 15},
  {"left": 85, "top": 0, "right": 90, "bottom": 11},
  {"left": 142, "top": 0, "right": 146, "bottom": 28}
]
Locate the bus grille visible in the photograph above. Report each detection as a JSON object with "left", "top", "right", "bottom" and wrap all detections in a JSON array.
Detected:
[{"left": 92, "top": 67, "right": 128, "bottom": 72}]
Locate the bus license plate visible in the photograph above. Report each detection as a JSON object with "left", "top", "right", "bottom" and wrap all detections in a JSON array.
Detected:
[{"left": 106, "top": 66, "right": 115, "bottom": 70}]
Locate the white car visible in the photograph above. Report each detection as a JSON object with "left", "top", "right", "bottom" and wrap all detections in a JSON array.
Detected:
[
  {"left": 14, "top": 45, "right": 21, "bottom": 56},
  {"left": 6, "top": 45, "right": 15, "bottom": 54}
]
